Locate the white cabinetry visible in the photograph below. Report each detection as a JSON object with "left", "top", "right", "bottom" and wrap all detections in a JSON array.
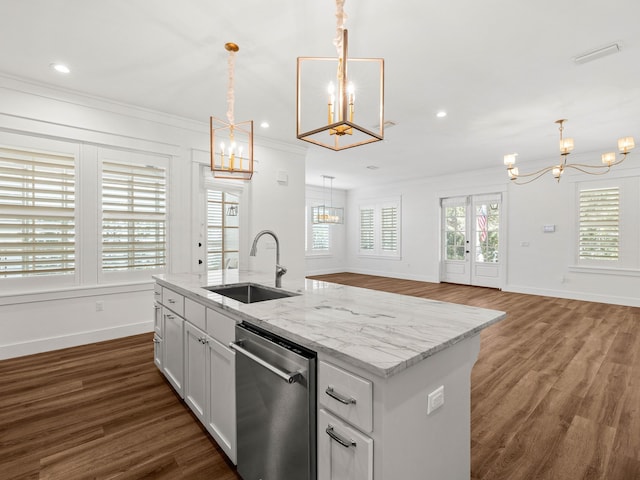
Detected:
[
  {"left": 205, "top": 334, "right": 236, "bottom": 463},
  {"left": 162, "top": 307, "right": 184, "bottom": 396},
  {"left": 317, "top": 361, "right": 374, "bottom": 480},
  {"left": 318, "top": 409, "right": 373, "bottom": 480},
  {"left": 153, "top": 284, "right": 163, "bottom": 369},
  {"left": 154, "top": 282, "right": 237, "bottom": 465},
  {"left": 184, "top": 322, "right": 207, "bottom": 421}
]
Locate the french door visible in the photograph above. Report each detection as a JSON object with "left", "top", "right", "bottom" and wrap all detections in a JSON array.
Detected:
[{"left": 440, "top": 194, "right": 502, "bottom": 288}]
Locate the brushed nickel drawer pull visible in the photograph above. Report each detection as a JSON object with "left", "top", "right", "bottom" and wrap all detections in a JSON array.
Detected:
[
  {"left": 326, "top": 425, "right": 356, "bottom": 448},
  {"left": 325, "top": 386, "right": 357, "bottom": 405}
]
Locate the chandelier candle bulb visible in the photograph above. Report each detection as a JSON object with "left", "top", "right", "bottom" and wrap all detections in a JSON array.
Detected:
[
  {"left": 504, "top": 154, "right": 517, "bottom": 166},
  {"left": 559, "top": 138, "right": 574, "bottom": 154},
  {"left": 602, "top": 152, "right": 616, "bottom": 165},
  {"left": 618, "top": 136, "right": 635, "bottom": 153}
]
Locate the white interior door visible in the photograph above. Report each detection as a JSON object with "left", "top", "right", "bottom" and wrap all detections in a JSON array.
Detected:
[{"left": 441, "top": 194, "right": 502, "bottom": 288}]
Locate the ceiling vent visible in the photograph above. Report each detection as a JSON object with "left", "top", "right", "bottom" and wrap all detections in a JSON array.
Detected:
[{"left": 573, "top": 43, "right": 621, "bottom": 65}]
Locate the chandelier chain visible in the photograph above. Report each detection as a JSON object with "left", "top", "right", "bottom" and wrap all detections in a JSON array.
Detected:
[
  {"left": 333, "top": 0, "right": 347, "bottom": 57},
  {"left": 226, "top": 49, "right": 236, "bottom": 125}
]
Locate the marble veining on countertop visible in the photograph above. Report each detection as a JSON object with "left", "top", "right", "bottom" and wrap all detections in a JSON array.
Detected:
[{"left": 154, "top": 272, "right": 506, "bottom": 378}]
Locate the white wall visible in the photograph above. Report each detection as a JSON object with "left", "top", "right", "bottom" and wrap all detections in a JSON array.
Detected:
[
  {"left": 0, "top": 75, "right": 306, "bottom": 359},
  {"left": 339, "top": 160, "right": 640, "bottom": 307}
]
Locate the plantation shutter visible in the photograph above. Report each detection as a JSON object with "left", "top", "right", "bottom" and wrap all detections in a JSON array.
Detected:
[
  {"left": 359, "top": 207, "right": 375, "bottom": 251},
  {"left": 0, "top": 147, "right": 75, "bottom": 277},
  {"left": 578, "top": 187, "right": 619, "bottom": 260},
  {"left": 102, "top": 160, "right": 167, "bottom": 271},
  {"left": 380, "top": 206, "right": 398, "bottom": 252}
]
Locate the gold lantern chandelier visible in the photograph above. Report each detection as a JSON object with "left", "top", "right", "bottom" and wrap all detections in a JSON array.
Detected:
[
  {"left": 211, "top": 42, "right": 254, "bottom": 180},
  {"left": 312, "top": 175, "right": 344, "bottom": 224},
  {"left": 296, "top": 0, "right": 384, "bottom": 151},
  {"left": 504, "top": 119, "right": 634, "bottom": 184}
]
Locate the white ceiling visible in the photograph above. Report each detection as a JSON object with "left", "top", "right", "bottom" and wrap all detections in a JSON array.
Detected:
[{"left": 1, "top": 0, "right": 639, "bottom": 189}]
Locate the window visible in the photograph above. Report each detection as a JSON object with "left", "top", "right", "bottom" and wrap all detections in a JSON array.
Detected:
[
  {"left": 444, "top": 202, "right": 466, "bottom": 261},
  {"left": 0, "top": 146, "right": 75, "bottom": 278},
  {"left": 573, "top": 177, "right": 640, "bottom": 272},
  {"left": 101, "top": 160, "right": 167, "bottom": 272},
  {"left": 207, "top": 190, "right": 239, "bottom": 270},
  {"left": 358, "top": 198, "right": 401, "bottom": 258},
  {"left": 307, "top": 206, "right": 330, "bottom": 253},
  {"left": 578, "top": 187, "right": 619, "bottom": 261}
]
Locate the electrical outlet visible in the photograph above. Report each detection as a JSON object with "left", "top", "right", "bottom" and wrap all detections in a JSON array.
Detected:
[
  {"left": 96, "top": 301, "right": 104, "bottom": 312},
  {"left": 427, "top": 386, "right": 444, "bottom": 415}
]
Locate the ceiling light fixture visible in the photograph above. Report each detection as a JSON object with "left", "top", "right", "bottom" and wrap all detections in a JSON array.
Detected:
[
  {"left": 210, "top": 42, "right": 254, "bottom": 180},
  {"left": 504, "top": 119, "right": 634, "bottom": 184},
  {"left": 312, "top": 175, "right": 344, "bottom": 224},
  {"left": 436, "top": 111, "right": 447, "bottom": 118},
  {"left": 296, "top": 0, "right": 384, "bottom": 151},
  {"left": 50, "top": 63, "right": 70, "bottom": 74}
]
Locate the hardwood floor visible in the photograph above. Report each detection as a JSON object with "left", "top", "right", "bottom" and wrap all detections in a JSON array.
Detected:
[
  {"left": 0, "top": 334, "right": 241, "bottom": 480},
  {"left": 1, "top": 273, "right": 638, "bottom": 479}
]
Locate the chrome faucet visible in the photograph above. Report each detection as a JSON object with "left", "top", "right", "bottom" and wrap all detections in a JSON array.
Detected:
[{"left": 249, "top": 230, "right": 287, "bottom": 287}]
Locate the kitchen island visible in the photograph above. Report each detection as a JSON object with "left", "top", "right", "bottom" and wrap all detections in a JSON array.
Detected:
[{"left": 153, "top": 271, "right": 505, "bottom": 479}]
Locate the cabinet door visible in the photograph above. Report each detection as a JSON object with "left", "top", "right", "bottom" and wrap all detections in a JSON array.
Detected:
[
  {"left": 318, "top": 409, "right": 373, "bottom": 480},
  {"left": 153, "top": 334, "right": 163, "bottom": 370},
  {"left": 206, "top": 336, "right": 237, "bottom": 464},
  {"left": 184, "top": 322, "right": 207, "bottom": 422},
  {"left": 162, "top": 308, "right": 184, "bottom": 397},
  {"left": 153, "top": 302, "right": 162, "bottom": 336}
]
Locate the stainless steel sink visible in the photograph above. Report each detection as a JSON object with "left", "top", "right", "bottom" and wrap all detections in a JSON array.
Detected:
[{"left": 203, "top": 283, "right": 299, "bottom": 304}]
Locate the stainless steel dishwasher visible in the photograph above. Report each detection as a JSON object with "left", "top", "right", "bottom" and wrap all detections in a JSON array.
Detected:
[{"left": 230, "top": 322, "right": 316, "bottom": 480}]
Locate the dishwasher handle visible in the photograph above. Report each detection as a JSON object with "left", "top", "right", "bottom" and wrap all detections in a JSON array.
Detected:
[{"left": 229, "top": 341, "right": 302, "bottom": 384}]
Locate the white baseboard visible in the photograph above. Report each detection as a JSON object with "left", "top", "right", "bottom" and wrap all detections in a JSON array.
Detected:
[
  {"left": 502, "top": 284, "right": 640, "bottom": 308},
  {"left": 0, "top": 321, "right": 154, "bottom": 360}
]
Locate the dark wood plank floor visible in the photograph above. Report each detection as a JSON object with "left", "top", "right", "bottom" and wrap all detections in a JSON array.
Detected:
[
  {"left": 0, "top": 333, "right": 241, "bottom": 480},
  {"left": 1, "top": 273, "right": 639, "bottom": 479}
]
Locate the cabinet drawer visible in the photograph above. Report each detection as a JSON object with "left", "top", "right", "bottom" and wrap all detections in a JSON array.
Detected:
[
  {"left": 153, "top": 283, "right": 163, "bottom": 302},
  {"left": 206, "top": 307, "right": 237, "bottom": 346},
  {"left": 318, "top": 409, "right": 373, "bottom": 480},
  {"left": 162, "top": 288, "right": 184, "bottom": 316},
  {"left": 318, "top": 361, "right": 373, "bottom": 433},
  {"left": 185, "top": 298, "right": 206, "bottom": 331}
]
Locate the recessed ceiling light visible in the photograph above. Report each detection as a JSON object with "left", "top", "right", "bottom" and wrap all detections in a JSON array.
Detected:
[
  {"left": 436, "top": 111, "right": 447, "bottom": 118},
  {"left": 366, "top": 165, "right": 379, "bottom": 170},
  {"left": 260, "top": 121, "right": 270, "bottom": 128},
  {"left": 50, "top": 63, "right": 70, "bottom": 74}
]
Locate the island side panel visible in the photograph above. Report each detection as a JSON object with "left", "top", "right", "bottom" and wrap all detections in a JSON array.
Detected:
[{"left": 318, "top": 333, "right": 481, "bottom": 480}]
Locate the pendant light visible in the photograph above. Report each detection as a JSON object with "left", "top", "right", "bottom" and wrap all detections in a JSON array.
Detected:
[
  {"left": 296, "top": 0, "right": 384, "bottom": 151},
  {"left": 211, "top": 42, "right": 254, "bottom": 180}
]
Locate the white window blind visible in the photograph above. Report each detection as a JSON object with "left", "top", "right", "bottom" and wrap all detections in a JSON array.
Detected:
[
  {"left": 579, "top": 187, "right": 619, "bottom": 261},
  {"left": 359, "top": 207, "right": 375, "bottom": 251},
  {"left": 380, "top": 206, "right": 398, "bottom": 251},
  {"left": 0, "top": 147, "right": 75, "bottom": 277},
  {"left": 206, "top": 190, "right": 239, "bottom": 270},
  {"left": 102, "top": 160, "right": 166, "bottom": 271}
]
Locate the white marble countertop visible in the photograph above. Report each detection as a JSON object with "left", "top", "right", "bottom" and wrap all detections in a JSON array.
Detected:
[{"left": 154, "top": 271, "right": 506, "bottom": 378}]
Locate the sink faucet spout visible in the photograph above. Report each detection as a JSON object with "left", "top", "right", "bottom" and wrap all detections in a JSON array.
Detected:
[{"left": 250, "top": 230, "right": 287, "bottom": 287}]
